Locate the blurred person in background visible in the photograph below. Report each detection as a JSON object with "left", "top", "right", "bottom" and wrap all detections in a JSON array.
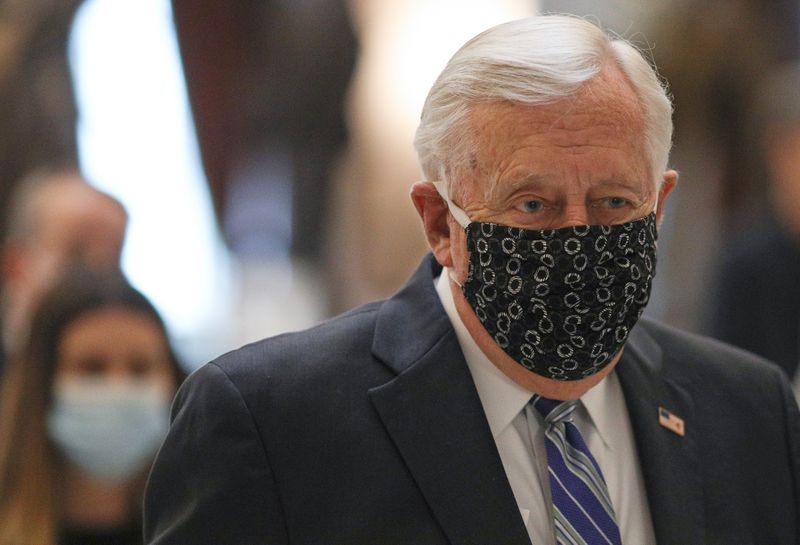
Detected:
[
  {"left": 0, "top": 168, "right": 127, "bottom": 367},
  {"left": 708, "top": 63, "right": 800, "bottom": 382},
  {"left": 0, "top": 0, "right": 84, "bottom": 237},
  {"left": 171, "top": 0, "right": 358, "bottom": 319},
  {"left": 646, "top": 0, "right": 800, "bottom": 331},
  {"left": 0, "top": 267, "right": 183, "bottom": 545}
]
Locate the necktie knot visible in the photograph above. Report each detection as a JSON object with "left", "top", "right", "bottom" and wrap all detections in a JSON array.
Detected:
[{"left": 531, "top": 395, "right": 578, "bottom": 424}]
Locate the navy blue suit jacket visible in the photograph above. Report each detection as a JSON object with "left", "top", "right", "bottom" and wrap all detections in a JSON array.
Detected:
[{"left": 144, "top": 255, "right": 800, "bottom": 544}]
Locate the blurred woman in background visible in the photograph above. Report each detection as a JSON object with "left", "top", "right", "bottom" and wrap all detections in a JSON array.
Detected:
[{"left": 0, "top": 267, "right": 183, "bottom": 545}]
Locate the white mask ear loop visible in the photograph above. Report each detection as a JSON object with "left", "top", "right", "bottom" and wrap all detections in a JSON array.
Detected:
[
  {"left": 432, "top": 181, "right": 471, "bottom": 228},
  {"left": 448, "top": 269, "right": 464, "bottom": 288},
  {"left": 432, "top": 181, "right": 469, "bottom": 287},
  {"left": 651, "top": 175, "right": 669, "bottom": 215},
  {"left": 652, "top": 184, "right": 659, "bottom": 215}
]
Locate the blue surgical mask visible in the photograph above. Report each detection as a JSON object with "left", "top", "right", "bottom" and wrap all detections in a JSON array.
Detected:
[{"left": 47, "top": 378, "right": 171, "bottom": 482}]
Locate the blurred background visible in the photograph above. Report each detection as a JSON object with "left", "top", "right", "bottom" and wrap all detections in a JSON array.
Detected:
[{"left": 0, "top": 0, "right": 798, "bottom": 376}]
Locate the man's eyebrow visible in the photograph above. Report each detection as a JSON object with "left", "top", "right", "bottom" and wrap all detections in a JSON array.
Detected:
[
  {"left": 485, "top": 173, "right": 549, "bottom": 202},
  {"left": 485, "top": 175, "right": 649, "bottom": 202}
]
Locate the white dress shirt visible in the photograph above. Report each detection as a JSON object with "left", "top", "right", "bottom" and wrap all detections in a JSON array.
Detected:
[{"left": 435, "top": 268, "right": 656, "bottom": 545}]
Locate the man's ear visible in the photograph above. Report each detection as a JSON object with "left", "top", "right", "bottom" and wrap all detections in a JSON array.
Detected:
[
  {"left": 655, "top": 170, "right": 678, "bottom": 226},
  {"left": 410, "top": 181, "right": 454, "bottom": 267}
]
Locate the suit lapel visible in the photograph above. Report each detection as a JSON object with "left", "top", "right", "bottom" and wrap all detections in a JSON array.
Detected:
[
  {"left": 616, "top": 321, "right": 704, "bottom": 545},
  {"left": 369, "top": 256, "right": 705, "bottom": 544},
  {"left": 369, "top": 255, "right": 530, "bottom": 545}
]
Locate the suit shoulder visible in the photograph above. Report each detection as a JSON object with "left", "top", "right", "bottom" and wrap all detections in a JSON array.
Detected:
[
  {"left": 194, "top": 300, "right": 388, "bottom": 395},
  {"left": 637, "top": 317, "right": 785, "bottom": 383}
]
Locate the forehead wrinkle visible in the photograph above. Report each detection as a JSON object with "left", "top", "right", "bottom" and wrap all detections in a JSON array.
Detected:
[
  {"left": 462, "top": 62, "right": 649, "bottom": 205},
  {"left": 484, "top": 172, "right": 549, "bottom": 203}
]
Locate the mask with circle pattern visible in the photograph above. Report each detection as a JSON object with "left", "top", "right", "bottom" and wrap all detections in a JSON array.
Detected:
[{"left": 434, "top": 182, "right": 657, "bottom": 381}]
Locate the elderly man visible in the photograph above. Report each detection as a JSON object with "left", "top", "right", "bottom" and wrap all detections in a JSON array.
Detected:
[{"left": 144, "top": 16, "right": 800, "bottom": 545}]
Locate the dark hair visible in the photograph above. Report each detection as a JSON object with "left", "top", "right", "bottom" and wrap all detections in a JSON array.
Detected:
[
  {"left": 26, "top": 266, "right": 184, "bottom": 391},
  {"left": 0, "top": 266, "right": 183, "bottom": 545}
]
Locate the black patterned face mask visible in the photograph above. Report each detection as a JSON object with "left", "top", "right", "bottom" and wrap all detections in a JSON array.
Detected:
[{"left": 434, "top": 182, "right": 658, "bottom": 381}]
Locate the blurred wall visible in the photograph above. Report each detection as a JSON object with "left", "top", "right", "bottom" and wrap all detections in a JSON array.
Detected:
[{"left": 329, "top": 0, "right": 537, "bottom": 311}]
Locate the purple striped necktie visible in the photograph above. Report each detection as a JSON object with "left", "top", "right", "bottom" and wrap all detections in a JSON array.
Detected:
[{"left": 531, "top": 395, "right": 623, "bottom": 545}]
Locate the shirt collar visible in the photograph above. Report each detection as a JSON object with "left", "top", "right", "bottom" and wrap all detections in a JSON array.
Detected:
[
  {"left": 580, "top": 368, "right": 616, "bottom": 450},
  {"left": 435, "top": 266, "right": 616, "bottom": 449}
]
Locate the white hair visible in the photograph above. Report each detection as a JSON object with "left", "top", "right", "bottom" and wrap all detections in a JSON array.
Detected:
[{"left": 413, "top": 15, "right": 673, "bottom": 190}]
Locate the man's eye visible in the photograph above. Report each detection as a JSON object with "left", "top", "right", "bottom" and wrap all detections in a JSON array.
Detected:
[
  {"left": 516, "top": 200, "right": 543, "bottom": 213},
  {"left": 605, "top": 197, "right": 629, "bottom": 208}
]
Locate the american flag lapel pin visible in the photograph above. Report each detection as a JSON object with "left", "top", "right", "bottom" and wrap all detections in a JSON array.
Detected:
[{"left": 658, "top": 407, "right": 685, "bottom": 437}]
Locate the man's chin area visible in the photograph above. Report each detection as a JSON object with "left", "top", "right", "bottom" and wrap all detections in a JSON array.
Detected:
[
  {"left": 450, "top": 278, "right": 623, "bottom": 399},
  {"left": 515, "top": 363, "right": 618, "bottom": 401},
  {"left": 479, "top": 326, "right": 622, "bottom": 400}
]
